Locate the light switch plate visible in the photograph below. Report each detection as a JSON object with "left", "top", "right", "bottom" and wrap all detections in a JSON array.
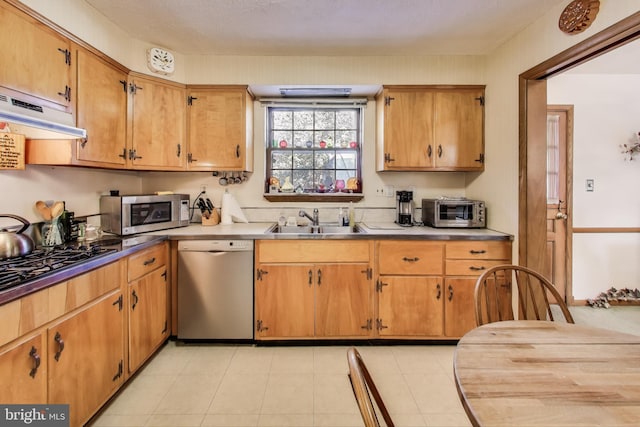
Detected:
[{"left": 586, "top": 179, "right": 594, "bottom": 192}]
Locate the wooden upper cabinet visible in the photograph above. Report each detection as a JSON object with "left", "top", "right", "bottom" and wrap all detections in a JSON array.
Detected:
[
  {"left": 186, "top": 86, "right": 254, "bottom": 171},
  {"left": 433, "top": 89, "right": 485, "bottom": 169},
  {"left": 128, "top": 72, "right": 186, "bottom": 170},
  {"left": 75, "top": 47, "right": 128, "bottom": 167},
  {"left": 377, "top": 88, "right": 434, "bottom": 169},
  {"left": 376, "top": 85, "right": 485, "bottom": 171},
  {"left": 0, "top": 2, "right": 72, "bottom": 111}
]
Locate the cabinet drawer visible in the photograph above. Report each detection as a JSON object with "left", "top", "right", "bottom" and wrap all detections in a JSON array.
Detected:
[
  {"left": 378, "top": 241, "right": 444, "bottom": 275},
  {"left": 128, "top": 243, "right": 167, "bottom": 282},
  {"left": 256, "top": 240, "right": 370, "bottom": 263},
  {"left": 446, "top": 259, "right": 508, "bottom": 277},
  {"left": 446, "top": 241, "right": 511, "bottom": 260}
]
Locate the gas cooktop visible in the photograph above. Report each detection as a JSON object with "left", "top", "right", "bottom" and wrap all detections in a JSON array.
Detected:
[{"left": 0, "top": 244, "right": 118, "bottom": 292}]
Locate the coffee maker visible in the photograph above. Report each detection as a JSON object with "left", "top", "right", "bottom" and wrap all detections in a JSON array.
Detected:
[{"left": 395, "top": 191, "right": 414, "bottom": 226}]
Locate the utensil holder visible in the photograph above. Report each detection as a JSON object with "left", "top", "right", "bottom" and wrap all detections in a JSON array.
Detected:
[
  {"left": 202, "top": 209, "right": 220, "bottom": 226},
  {"left": 42, "top": 219, "right": 64, "bottom": 247}
]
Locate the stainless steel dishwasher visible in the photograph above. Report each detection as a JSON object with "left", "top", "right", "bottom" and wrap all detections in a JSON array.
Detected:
[{"left": 177, "top": 239, "right": 254, "bottom": 340}]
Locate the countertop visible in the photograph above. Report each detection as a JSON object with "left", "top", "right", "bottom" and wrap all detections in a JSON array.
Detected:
[
  {"left": 152, "top": 222, "right": 513, "bottom": 241},
  {"left": 0, "top": 222, "right": 512, "bottom": 305}
]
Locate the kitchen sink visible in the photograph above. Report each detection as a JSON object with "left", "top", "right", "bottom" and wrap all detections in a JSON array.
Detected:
[{"left": 268, "top": 224, "right": 363, "bottom": 235}]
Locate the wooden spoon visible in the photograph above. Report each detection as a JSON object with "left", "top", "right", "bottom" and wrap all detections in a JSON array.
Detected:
[
  {"left": 50, "top": 201, "right": 64, "bottom": 219},
  {"left": 36, "top": 200, "right": 52, "bottom": 221}
]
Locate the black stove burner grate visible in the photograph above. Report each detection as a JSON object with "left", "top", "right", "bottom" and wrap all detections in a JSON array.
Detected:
[{"left": 0, "top": 245, "right": 117, "bottom": 292}]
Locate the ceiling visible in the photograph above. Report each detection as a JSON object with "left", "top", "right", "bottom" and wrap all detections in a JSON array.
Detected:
[{"left": 83, "top": 0, "right": 567, "bottom": 56}]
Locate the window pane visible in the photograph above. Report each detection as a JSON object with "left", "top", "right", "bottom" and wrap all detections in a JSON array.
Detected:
[
  {"left": 272, "top": 111, "right": 292, "bottom": 129},
  {"left": 292, "top": 170, "right": 313, "bottom": 191},
  {"left": 293, "top": 131, "right": 313, "bottom": 148},
  {"left": 336, "top": 110, "right": 357, "bottom": 129},
  {"left": 293, "top": 151, "right": 313, "bottom": 169},
  {"left": 336, "top": 170, "right": 356, "bottom": 181},
  {"left": 293, "top": 111, "right": 314, "bottom": 129},
  {"left": 271, "top": 150, "right": 292, "bottom": 169},
  {"left": 315, "top": 111, "right": 335, "bottom": 129},
  {"left": 271, "top": 131, "right": 293, "bottom": 148},
  {"left": 315, "top": 131, "right": 335, "bottom": 148},
  {"left": 336, "top": 151, "right": 357, "bottom": 169},
  {"left": 336, "top": 130, "right": 357, "bottom": 148},
  {"left": 316, "top": 171, "right": 335, "bottom": 191},
  {"left": 315, "top": 151, "right": 335, "bottom": 169}
]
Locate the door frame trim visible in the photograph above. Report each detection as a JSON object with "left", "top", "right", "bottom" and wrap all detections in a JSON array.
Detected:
[{"left": 518, "top": 12, "right": 640, "bottom": 276}]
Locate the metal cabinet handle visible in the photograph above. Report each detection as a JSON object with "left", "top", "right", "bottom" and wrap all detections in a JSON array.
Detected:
[
  {"left": 469, "top": 266, "right": 486, "bottom": 271},
  {"left": 308, "top": 269, "right": 313, "bottom": 286},
  {"left": 54, "top": 332, "right": 65, "bottom": 361},
  {"left": 469, "top": 250, "right": 486, "bottom": 254},
  {"left": 448, "top": 285, "right": 454, "bottom": 301},
  {"left": 236, "top": 144, "right": 241, "bottom": 158},
  {"left": 436, "top": 283, "right": 441, "bottom": 300},
  {"left": 438, "top": 144, "right": 443, "bottom": 158},
  {"left": 402, "top": 256, "right": 419, "bottom": 263},
  {"left": 143, "top": 257, "right": 156, "bottom": 266},
  {"left": 29, "top": 346, "right": 41, "bottom": 378},
  {"left": 427, "top": 145, "right": 432, "bottom": 158},
  {"left": 131, "top": 290, "right": 139, "bottom": 310},
  {"left": 317, "top": 269, "right": 322, "bottom": 286}
]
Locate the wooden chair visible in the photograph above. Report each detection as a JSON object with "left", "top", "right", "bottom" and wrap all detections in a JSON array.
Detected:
[
  {"left": 347, "top": 347, "right": 395, "bottom": 427},
  {"left": 474, "top": 264, "right": 574, "bottom": 326}
]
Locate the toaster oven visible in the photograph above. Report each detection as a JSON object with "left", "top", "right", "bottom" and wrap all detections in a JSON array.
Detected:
[{"left": 422, "top": 198, "right": 486, "bottom": 228}]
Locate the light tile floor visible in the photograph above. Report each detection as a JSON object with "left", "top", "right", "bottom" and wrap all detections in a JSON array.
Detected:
[
  {"left": 91, "top": 306, "right": 640, "bottom": 427},
  {"left": 91, "top": 343, "right": 470, "bottom": 427}
]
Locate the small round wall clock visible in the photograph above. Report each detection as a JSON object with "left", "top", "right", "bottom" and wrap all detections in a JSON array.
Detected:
[
  {"left": 146, "top": 47, "right": 175, "bottom": 75},
  {"left": 558, "top": 0, "right": 600, "bottom": 35}
]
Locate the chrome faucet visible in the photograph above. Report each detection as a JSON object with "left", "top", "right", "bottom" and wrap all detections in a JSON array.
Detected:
[{"left": 299, "top": 208, "right": 319, "bottom": 226}]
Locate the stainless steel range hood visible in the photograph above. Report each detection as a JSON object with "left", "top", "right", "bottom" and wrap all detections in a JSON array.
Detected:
[{"left": 0, "top": 90, "right": 86, "bottom": 139}]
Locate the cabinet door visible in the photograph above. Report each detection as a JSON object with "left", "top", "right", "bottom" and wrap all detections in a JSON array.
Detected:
[
  {"left": 130, "top": 76, "right": 186, "bottom": 169},
  {"left": 129, "top": 268, "right": 168, "bottom": 373},
  {"left": 315, "top": 263, "right": 371, "bottom": 337},
  {"left": 187, "top": 88, "right": 249, "bottom": 170},
  {"left": 381, "top": 89, "right": 434, "bottom": 169},
  {"left": 0, "top": 332, "right": 46, "bottom": 404},
  {"left": 0, "top": 3, "right": 71, "bottom": 110},
  {"left": 378, "top": 276, "right": 443, "bottom": 336},
  {"left": 434, "top": 90, "right": 484, "bottom": 170},
  {"left": 48, "top": 291, "right": 124, "bottom": 427},
  {"left": 76, "top": 48, "right": 128, "bottom": 166},
  {"left": 255, "top": 264, "right": 314, "bottom": 338},
  {"left": 444, "top": 278, "right": 476, "bottom": 338}
]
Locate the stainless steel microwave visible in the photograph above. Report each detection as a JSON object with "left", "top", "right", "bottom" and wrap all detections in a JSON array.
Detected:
[
  {"left": 422, "top": 198, "right": 486, "bottom": 228},
  {"left": 100, "top": 194, "right": 190, "bottom": 235}
]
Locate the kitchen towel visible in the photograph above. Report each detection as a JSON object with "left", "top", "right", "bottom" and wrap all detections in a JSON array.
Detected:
[{"left": 220, "top": 190, "right": 248, "bottom": 224}]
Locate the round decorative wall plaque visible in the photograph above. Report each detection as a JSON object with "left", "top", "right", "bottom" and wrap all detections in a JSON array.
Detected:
[{"left": 558, "top": 0, "right": 600, "bottom": 35}]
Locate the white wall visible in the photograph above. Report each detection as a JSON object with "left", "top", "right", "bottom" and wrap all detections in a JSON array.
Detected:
[{"left": 548, "top": 73, "right": 640, "bottom": 298}]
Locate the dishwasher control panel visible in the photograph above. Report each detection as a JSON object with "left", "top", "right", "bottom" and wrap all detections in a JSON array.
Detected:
[{"left": 178, "top": 240, "right": 253, "bottom": 252}]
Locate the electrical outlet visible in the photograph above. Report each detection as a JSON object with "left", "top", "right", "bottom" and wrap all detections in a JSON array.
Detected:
[
  {"left": 586, "top": 179, "right": 594, "bottom": 192},
  {"left": 383, "top": 185, "right": 394, "bottom": 197}
]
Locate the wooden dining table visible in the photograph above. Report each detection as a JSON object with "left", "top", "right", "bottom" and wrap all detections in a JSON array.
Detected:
[{"left": 454, "top": 320, "right": 640, "bottom": 427}]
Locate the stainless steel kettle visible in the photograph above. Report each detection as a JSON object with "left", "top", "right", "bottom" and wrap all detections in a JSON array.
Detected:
[{"left": 0, "top": 214, "right": 35, "bottom": 260}]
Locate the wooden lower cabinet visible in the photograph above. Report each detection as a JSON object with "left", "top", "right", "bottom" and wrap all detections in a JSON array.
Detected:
[
  {"left": 0, "top": 332, "right": 47, "bottom": 404},
  {"left": 377, "top": 276, "right": 443, "bottom": 336},
  {"left": 128, "top": 267, "right": 168, "bottom": 372},
  {"left": 443, "top": 277, "right": 476, "bottom": 337},
  {"left": 127, "top": 242, "right": 169, "bottom": 373},
  {"left": 254, "top": 240, "right": 373, "bottom": 340},
  {"left": 48, "top": 290, "right": 124, "bottom": 427},
  {"left": 255, "top": 264, "right": 315, "bottom": 338}
]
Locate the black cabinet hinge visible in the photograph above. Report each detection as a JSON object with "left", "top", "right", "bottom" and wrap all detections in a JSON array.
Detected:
[
  {"left": 475, "top": 96, "right": 485, "bottom": 106},
  {"left": 112, "top": 294, "right": 123, "bottom": 311},
  {"left": 187, "top": 95, "right": 198, "bottom": 106}
]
